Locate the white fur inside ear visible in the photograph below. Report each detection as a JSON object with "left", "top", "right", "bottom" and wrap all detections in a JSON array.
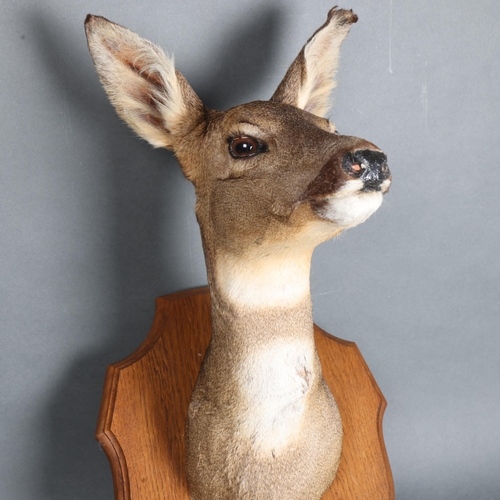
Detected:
[
  {"left": 297, "top": 12, "right": 355, "bottom": 117},
  {"left": 328, "top": 121, "right": 337, "bottom": 133},
  {"left": 86, "top": 17, "right": 189, "bottom": 149}
]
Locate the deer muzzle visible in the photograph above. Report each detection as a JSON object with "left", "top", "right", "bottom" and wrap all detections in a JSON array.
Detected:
[{"left": 342, "top": 149, "right": 391, "bottom": 192}]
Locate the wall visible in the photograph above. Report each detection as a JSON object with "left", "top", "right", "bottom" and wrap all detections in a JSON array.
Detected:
[{"left": 1, "top": 0, "right": 499, "bottom": 498}]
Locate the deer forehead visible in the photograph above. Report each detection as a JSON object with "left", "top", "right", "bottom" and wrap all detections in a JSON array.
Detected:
[{"left": 222, "top": 101, "right": 334, "bottom": 132}]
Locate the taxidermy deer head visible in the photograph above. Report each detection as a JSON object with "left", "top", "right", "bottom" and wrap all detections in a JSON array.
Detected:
[{"left": 85, "top": 6, "right": 391, "bottom": 500}]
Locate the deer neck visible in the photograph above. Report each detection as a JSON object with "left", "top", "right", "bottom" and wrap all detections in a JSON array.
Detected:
[{"left": 207, "top": 247, "right": 317, "bottom": 358}]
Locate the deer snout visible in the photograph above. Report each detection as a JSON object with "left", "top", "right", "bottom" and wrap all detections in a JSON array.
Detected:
[{"left": 342, "top": 150, "right": 391, "bottom": 192}]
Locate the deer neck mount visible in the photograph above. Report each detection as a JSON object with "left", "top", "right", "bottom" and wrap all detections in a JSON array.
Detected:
[{"left": 85, "top": 7, "right": 391, "bottom": 500}]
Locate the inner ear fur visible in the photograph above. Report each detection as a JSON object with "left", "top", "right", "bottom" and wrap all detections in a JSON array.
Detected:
[
  {"left": 271, "top": 7, "right": 358, "bottom": 118},
  {"left": 85, "top": 15, "right": 205, "bottom": 157}
]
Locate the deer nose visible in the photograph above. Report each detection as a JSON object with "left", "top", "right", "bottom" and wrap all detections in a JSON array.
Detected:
[{"left": 342, "top": 149, "right": 390, "bottom": 191}]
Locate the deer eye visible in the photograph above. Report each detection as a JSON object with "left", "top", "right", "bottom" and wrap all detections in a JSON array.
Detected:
[{"left": 229, "top": 136, "right": 265, "bottom": 159}]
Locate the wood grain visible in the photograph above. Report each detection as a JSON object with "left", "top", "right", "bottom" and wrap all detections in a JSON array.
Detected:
[{"left": 96, "top": 287, "right": 394, "bottom": 499}]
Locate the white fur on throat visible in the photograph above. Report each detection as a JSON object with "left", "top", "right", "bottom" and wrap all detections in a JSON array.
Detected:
[
  {"left": 238, "top": 338, "right": 315, "bottom": 455},
  {"left": 215, "top": 253, "right": 312, "bottom": 309}
]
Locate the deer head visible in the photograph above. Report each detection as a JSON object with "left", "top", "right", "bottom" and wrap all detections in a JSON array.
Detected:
[{"left": 86, "top": 7, "right": 391, "bottom": 499}]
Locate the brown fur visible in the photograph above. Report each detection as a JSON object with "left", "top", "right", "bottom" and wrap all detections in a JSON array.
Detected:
[{"left": 85, "top": 7, "right": 390, "bottom": 500}]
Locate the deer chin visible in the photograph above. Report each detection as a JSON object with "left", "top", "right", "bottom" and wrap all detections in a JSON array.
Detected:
[{"left": 312, "top": 178, "right": 388, "bottom": 229}]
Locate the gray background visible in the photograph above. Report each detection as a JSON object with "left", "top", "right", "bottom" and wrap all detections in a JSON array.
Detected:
[{"left": 1, "top": 0, "right": 499, "bottom": 498}]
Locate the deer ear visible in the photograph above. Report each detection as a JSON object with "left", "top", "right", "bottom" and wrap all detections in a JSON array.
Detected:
[
  {"left": 271, "top": 7, "right": 358, "bottom": 118},
  {"left": 85, "top": 15, "right": 205, "bottom": 152}
]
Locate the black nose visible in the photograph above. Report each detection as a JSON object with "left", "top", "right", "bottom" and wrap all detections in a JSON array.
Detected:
[{"left": 342, "top": 149, "right": 390, "bottom": 191}]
